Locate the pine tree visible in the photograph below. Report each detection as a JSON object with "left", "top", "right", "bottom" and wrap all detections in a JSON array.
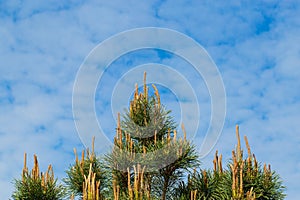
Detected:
[
  {"left": 173, "top": 125, "right": 286, "bottom": 200},
  {"left": 105, "top": 72, "right": 199, "bottom": 200},
  {"left": 216, "top": 126, "right": 286, "bottom": 200},
  {"left": 64, "top": 137, "right": 106, "bottom": 199},
  {"left": 12, "top": 153, "right": 66, "bottom": 200}
]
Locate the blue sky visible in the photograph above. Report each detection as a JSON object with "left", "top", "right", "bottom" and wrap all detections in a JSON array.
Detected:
[{"left": 0, "top": 0, "right": 299, "bottom": 199}]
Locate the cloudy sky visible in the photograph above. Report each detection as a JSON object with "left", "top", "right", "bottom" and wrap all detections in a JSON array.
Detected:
[{"left": 1, "top": 0, "right": 299, "bottom": 199}]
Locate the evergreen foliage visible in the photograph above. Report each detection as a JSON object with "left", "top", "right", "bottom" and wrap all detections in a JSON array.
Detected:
[
  {"left": 11, "top": 73, "right": 286, "bottom": 200},
  {"left": 12, "top": 154, "right": 66, "bottom": 200},
  {"left": 64, "top": 137, "right": 106, "bottom": 199},
  {"left": 173, "top": 126, "right": 286, "bottom": 200},
  {"left": 105, "top": 73, "right": 200, "bottom": 200}
]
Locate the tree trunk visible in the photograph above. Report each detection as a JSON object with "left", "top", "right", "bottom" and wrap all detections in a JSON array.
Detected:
[{"left": 162, "top": 176, "right": 169, "bottom": 200}]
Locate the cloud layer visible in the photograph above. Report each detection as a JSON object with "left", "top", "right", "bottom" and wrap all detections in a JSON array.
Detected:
[{"left": 0, "top": 0, "right": 299, "bottom": 199}]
